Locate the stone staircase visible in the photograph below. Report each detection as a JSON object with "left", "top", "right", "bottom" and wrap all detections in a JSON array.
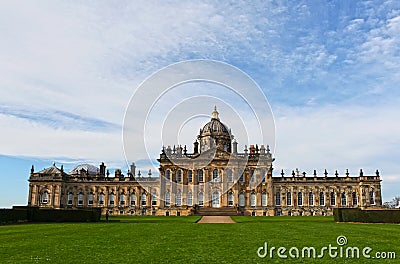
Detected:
[{"left": 195, "top": 206, "right": 239, "bottom": 216}]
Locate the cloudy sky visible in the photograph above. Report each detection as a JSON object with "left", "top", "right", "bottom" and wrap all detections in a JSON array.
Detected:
[{"left": 1, "top": 1, "right": 399, "bottom": 207}]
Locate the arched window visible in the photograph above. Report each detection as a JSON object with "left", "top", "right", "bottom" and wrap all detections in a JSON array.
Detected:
[
  {"left": 109, "top": 193, "right": 115, "bottom": 206},
  {"left": 198, "top": 192, "right": 204, "bottom": 206},
  {"left": 120, "top": 193, "right": 125, "bottom": 206},
  {"left": 67, "top": 192, "right": 73, "bottom": 205},
  {"left": 188, "top": 192, "right": 193, "bottom": 206},
  {"left": 212, "top": 169, "right": 219, "bottom": 182},
  {"left": 188, "top": 171, "right": 193, "bottom": 183},
  {"left": 78, "top": 193, "right": 84, "bottom": 206},
  {"left": 99, "top": 193, "right": 104, "bottom": 205},
  {"left": 198, "top": 170, "right": 204, "bottom": 182},
  {"left": 276, "top": 191, "right": 281, "bottom": 206},
  {"left": 262, "top": 192, "right": 267, "bottom": 206},
  {"left": 177, "top": 170, "right": 182, "bottom": 183},
  {"left": 250, "top": 192, "right": 256, "bottom": 206},
  {"left": 341, "top": 192, "right": 347, "bottom": 206},
  {"left": 130, "top": 192, "right": 136, "bottom": 206},
  {"left": 330, "top": 192, "right": 336, "bottom": 206},
  {"left": 41, "top": 191, "right": 49, "bottom": 204},
  {"left": 239, "top": 192, "right": 245, "bottom": 206},
  {"left": 228, "top": 192, "right": 234, "bottom": 206},
  {"left": 141, "top": 193, "right": 147, "bottom": 206},
  {"left": 352, "top": 192, "right": 358, "bottom": 205},
  {"left": 165, "top": 170, "right": 170, "bottom": 181},
  {"left": 176, "top": 192, "right": 182, "bottom": 206},
  {"left": 227, "top": 170, "right": 233, "bottom": 182},
  {"left": 309, "top": 192, "right": 314, "bottom": 206},
  {"left": 287, "top": 192, "right": 292, "bottom": 206},
  {"left": 298, "top": 192, "right": 303, "bottom": 206},
  {"left": 88, "top": 192, "right": 94, "bottom": 205},
  {"left": 319, "top": 192, "right": 325, "bottom": 206},
  {"left": 369, "top": 191, "right": 375, "bottom": 205},
  {"left": 152, "top": 193, "right": 157, "bottom": 206},
  {"left": 165, "top": 192, "right": 170, "bottom": 206}
]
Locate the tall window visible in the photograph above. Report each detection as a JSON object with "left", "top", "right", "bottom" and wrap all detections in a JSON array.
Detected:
[
  {"left": 68, "top": 192, "right": 73, "bottom": 205},
  {"left": 276, "top": 191, "right": 281, "bottom": 206},
  {"left": 250, "top": 170, "right": 256, "bottom": 183},
  {"left": 176, "top": 192, "right": 182, "bottom": 206},
  {"left": 177, "top": 170, "right": 182, "bottom": 183},
  {"left": 42, "top": 191, "right": 49, "bottom": 204},
  {"left": 78, "top": 193, "right": 84, "bottom": 205},
  {"left": 250, "top": 192, "right": 256, "bottom": 206},
  {"left": 149, "top": 193, "right": 156, "bottom": 206},
  {"left": 198, "top": 170, "right": 204, "bottom": 182},
  {"left": 287, "top": 192, "right": 292, "bottom": 206},
  {"left": 352, "top": 192, "right": 358, "bottom": 205},
  {"left": 120, "top": 193, "right": 125, "bottom": 206},
  {"left": 130, "top": 193, "right": 136, "bottom": 206},
  {"left": 262, "top": 172, "right": 266, "bottom": 183},
  {"left": 166, "top": 170, "right": 170, "bottom": 181},
  {"left": 188, "top": 171, "right": 193, "bottom": 183},
  {"left": 227, "top": 170, "right": 233, "bottom": 182},
  {"left": 369, "top": 191, "right": 375, "bottom": 205},
  {"left": 262, "top": 192, "right": 267, "bottom": 206},
  {"left": 319, "top": 192, "right": 325, "bottom": 206},
  {"left": 239, "top": 192, "right": 245, "bottom": 206},
  {"left": 298, "top": 192, "right": 303, "bottom": 206},
  {"left": 330, "top": 192, "right": 336, "bottom": 206},
  {"left": 239, "top": 173, "right": 244, "bottom": 183},
  {"left": 109, "top": 193, "right": 115, "bottom": 206},
  {"left": 141, "top": 193, "right": 146, "bottom": 206},
  {"left": 88, "top": 192, "right": 94, "bottom": 205},
  {"left": 99, "top": 193, "right": 104, "bottom": 205},
  {"left": 188, "top": 192, "right": 193, "bottom": 206},
  {"left": 309, "top": 192, "right": 314, "bottom": 206},
  {"left": 198, "top": 192, "right": 204, "bottom": 206},
  {"left": 212, "top": 169, "right": 219, "bottom": 182},
  {"left": 341, "top": 192, "right": 347, "bottom": 206},
  {"left": 228, "top": 192, "right": 234, "bottom": 206},
  {"left": 165, "top": 192, "right": 170, "bottom": 206}
]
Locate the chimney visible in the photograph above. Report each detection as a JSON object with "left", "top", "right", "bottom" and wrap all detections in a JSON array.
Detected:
[
  {"left": 194, "top": 141, "right": 199, "bottom": 154},
  {"left": 232, "top": 140, "right": 238, "bottom": 154},
  {"left": 99, "top": 162, "right": 106, "bottom": 176},
  {"left": 130, "top": 162, "right": 136, "bottom": 176}
]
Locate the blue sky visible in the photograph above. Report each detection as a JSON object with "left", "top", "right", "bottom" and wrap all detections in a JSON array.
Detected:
[{"left": 1, "top": 1, "right": 399, "bottom": 207}]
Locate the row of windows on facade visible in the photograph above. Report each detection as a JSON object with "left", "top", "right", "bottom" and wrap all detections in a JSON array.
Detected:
[
  {"left": 39, "top": 190, "right": 375, "bottom": 207},
  {"left": 165, "top": 169, "right": 260, "bottom": 183}
]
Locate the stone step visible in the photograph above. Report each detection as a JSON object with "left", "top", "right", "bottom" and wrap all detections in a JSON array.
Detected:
[{"left": 195, "top": 207, "right": 240, "bottom": 216}]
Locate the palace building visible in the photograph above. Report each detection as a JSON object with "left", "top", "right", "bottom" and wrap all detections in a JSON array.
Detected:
[{"left": 28, "top": 107, "right": 383, "bottom": 216}]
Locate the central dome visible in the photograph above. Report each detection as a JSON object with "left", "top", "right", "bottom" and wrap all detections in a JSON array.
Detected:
[
  {"left": 200, "top": 106, "right": 230, "bottom": 136},
  {"left": 198, "top": 106, "right": 233, "bottom": 153}
]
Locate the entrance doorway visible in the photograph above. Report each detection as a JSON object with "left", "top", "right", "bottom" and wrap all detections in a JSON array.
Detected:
[{"left": 212, "top": 191, "right": 220, "bottom": 208}]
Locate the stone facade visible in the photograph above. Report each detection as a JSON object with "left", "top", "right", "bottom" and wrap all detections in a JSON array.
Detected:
[{"left": 28, "top": 107, "right": 382, "bottom": 216}]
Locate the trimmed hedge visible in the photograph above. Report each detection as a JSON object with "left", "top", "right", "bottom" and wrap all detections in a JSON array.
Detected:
[
  {"left": 334, "top": 208, "right": 400, "bottom": 223},
  {"left": 0, "top": 206, "right": 101, "bottom": 224}
]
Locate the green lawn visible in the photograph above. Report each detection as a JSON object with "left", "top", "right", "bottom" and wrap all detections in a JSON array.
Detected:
[{"left": 0, "top": 216, "right": 398, "bottom": 263}]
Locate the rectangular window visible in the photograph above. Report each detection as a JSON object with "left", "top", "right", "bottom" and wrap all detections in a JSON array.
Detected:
[
  {"left": 298, "top": 192, "right": 303, "bottom": 206},
  {"left": 330, "top": 192, "right": 336, "bottom": 206},
  {"left": 309, "top": 192, "right": 314, "bottom": 206},
  {"left": 198, "top": 170, "right": 204, "bottom": 182},
  {"left": 88, "top": 193, "right": 94, "bottom": 205},
  {"left": 99, "top": 193, "right": 104, "bottom": 205},
  {"left": 352, "top": 192, "right": 358, "bottom": 206},
  {"left": 68, "top": 193, "right": 73, "bottom": 205},
  {"left": 177, "top": 170, "right": 182, "bottom": 183},
  {"left": 227, "top": 170, "right": 233, "bottom": 182},
  {"left": 166, "top": 170, "right": 170, "bottom": 182},
  {"left": 188, "top": 193, "right": 193, "bottom": 206},
  {"left": 120, "top": 194, "right": 125, "bottom": 206},
  {"left": 78, "top": 193, "right": 84, "bottom": 206},
  {"left": 130, "top": 194, "right": 136, "bottom": 206},
  {"left": 165, "top": 193, "right": 170, "bottom": 206},
  {"left": 369, "top": 191, "right": 375, "bottom": 205},
  {"left": 109, "top": 194, "right": 115, "bottom": 206},
  {"left": 198, "top": 193, "right": 204, "bottom": 206},
  {"left": 152, "top": 194, "right": 157, "bottom": 206},
  {"left": 319, "top": 192, "right": 325, "bottom": 206},
  {"left": 341, "top": 192, "right": 347, "bottom": 206},
  {"left": 262, "top": 193, "right": 267, "bottom": 206},
  {"left": 276, "top": 192, "right": 281, "bottom": 206},
  {"left": 188, "top": 171, "right": 193, "bottom": 183},
  {"left": 287, "top": 192, "right": 292, "bottom": 206}
]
